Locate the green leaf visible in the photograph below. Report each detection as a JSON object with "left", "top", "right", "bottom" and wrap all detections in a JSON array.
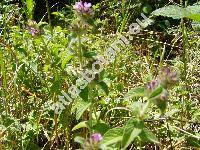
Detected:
[
  {"left": 98, "top": 81, "right": 109, "bottom": 95},
  {"left": 124, "top": 87, "right": 145, "bottom": 99},
  {"left": 29, "top": 61, "right": 37, "bottom": 73},
  {"left": 139, "top": 129, "right": 160, "bottom": 144},
  {"left": 186, "top": 5, "right": 200, "bottom": 14},
  {"left": 186, "top": 136, "right": 200, "bottom": 147},
  {"left": 79, "top": 86, "right": 89, "bottom": 101},
  {"left": 72, "top": 121, "right": 88, "bottom": 131},
  {"left": 74, "top": 136, "right": 85, "bottom": 146},
  {"left": 61, "top": 54, "right": 72, "bottom": 69},
  {"left": 92, "top": 122, "right": 110, "bottom": 135},
  {"left": 83, "top": 51, "right": 97, "bottom": 58},
  {"left": 128, "top": 101, "right": 143, "bottom": 117},
  {"left": 149, "top": 86, "right": 163, "bottom": 99},
  {"left": 151, "top": 5, "right": 188, "bottom": 19},
  {"left": 76, "top": 100, "right": 91, "bottom": 120},
  {"left": 187, "top": 14, "right": 200, "bottom": 21},
  {"left": 151, "top": 4, "right": 200, "bottom": 20},
  {"left": 122, "top": 128, "right": 142, "bottom": 149},
  {"left": 102, "top": 127, "right": 124, "bottom": 147}
]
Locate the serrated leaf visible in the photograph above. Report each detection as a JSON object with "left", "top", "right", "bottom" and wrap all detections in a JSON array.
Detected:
[{"left": 125, "top": 87, "right": 145, "bottom": 99}]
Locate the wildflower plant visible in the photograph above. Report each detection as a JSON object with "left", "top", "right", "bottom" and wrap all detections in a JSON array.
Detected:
[{"left": 0, "top": 0, "right": 199, "bottom": 149}]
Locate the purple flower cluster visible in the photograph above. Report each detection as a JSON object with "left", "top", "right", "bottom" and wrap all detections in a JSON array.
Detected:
[
  {"left": 91, "top": 133, "right": 103, "bottom": 143},
  {"left": 73, "top": 1, "right": 93, "bottom": 16},
  {"left": 29, "top": 27, "right": 38, "bottom": 36},
  {"left": 147, "top": 79, "right": 158, "bottom": 91},
  {"left": 159, "top": 67, "right": 178, "bottom": 88}
]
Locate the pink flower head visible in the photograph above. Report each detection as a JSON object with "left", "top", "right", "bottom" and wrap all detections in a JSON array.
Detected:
[
  {"left": 91, "top": 133, "right": 103, "bottom": 143},
  {"left": 73, "top": 1, "right": 93, "bottom": 16},
  {"left": 73, "top": 1, "right": 84, "bottom": 10}
]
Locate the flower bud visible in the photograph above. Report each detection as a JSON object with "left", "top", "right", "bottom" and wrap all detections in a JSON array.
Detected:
[{"left": 27, "top": 20, "right": 40, "bottom": 37}]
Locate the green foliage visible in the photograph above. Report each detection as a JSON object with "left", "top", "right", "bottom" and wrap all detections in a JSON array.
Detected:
[
  {"left": 0, "top": 0, "right": 199, "bottom": 149},
  {"left": 26, "top": 0, "right": 35, "bottom": 19},
  {"left": 151, "top": 4, "right": 200, "bottom": 21}
]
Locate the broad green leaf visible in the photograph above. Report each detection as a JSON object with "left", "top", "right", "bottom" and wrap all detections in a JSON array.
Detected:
[
  {"left": 151, "top": 5, "right": 188, "bottom": 19},
  {"left": 128, "top": 101, "right": 143, "bottom": 117},
  {"left": 126, "top": 118, "right": 144, "bottom": 129},
  {"left": 76, "top": 100, "right": 91, "bottom": 120},
  {"left": 124, "top": 87, "right": 145, "bottom": 99},
  {"left": 121, "top": 118, "right": 144, "bottom": 149},
  {"left": 72, "top": 121, "right": 88, "bottom": 131},
  {"left": 92, "top": 122, "right": 110, "bottom": 135},
  {"left": 122, "top": 128, "right": 142, "bottom": 149},
  {"left": 151, "top": 4, "right": 200, "bottom": 20},
  {"left": 188, "top": 14, "right": 200, "bottom": 22},
  {"left": 186, "top": 5, "right": 200, "bottom": 14},
  {"left": 74, "top": 136, "right": 85, "bottom": 146},
  {"left": 139, "top": 129, "right": 160, "bottom": 144},
  {"left": 102, "top": 127, "right": 124, "bottom": 147},
  {"left": 149, "top": 86, "right": 163, "bottom": 99}
]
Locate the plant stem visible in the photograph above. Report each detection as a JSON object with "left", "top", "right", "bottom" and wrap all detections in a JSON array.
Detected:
[
  {"left": 140, "top": 100, "right": 150, "bottom": 120},
  {"left": 53, "top": 94, "right": 59, "bottom": 146},
  {"left": 45, "top": 0, "right": 51, "bottom": 26},
  {"left": 1, "top": 11, "right": 8, "bottom": 116},
  {"left": 78, "top": 35, "right": 83, "bottom": 68},
  {"left": 167, "top": 123, "right": 173, "bottom": 149},
  {"left": 181, "top": 19, "right": 188, "bottom": 83}
]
